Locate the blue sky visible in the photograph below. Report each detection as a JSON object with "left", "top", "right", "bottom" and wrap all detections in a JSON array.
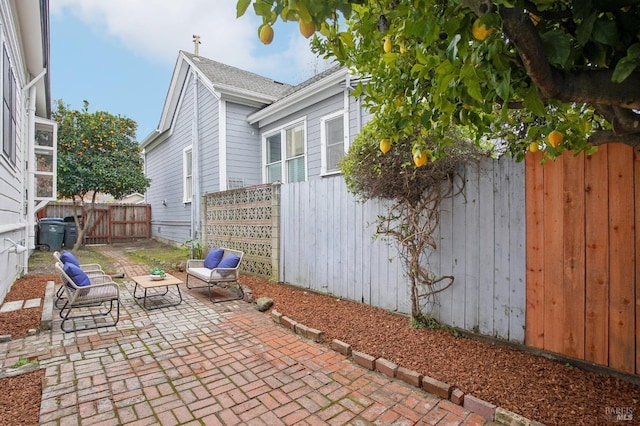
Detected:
[{"left": 50, "top": 0, "right": 333, "bottom": 140}]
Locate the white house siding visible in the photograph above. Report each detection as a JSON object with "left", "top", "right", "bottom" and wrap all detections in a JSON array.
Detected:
[
  {"left": 226, "top": 102, "right": 262, "bottom": 187},
  {"left": 0, "top": 1, "right": 31, "bottom": 302},
  {"left": 147, "top": 74, "right": 198, "bottom": 244}
]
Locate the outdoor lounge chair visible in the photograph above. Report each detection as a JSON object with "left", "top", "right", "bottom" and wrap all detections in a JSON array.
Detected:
[
  {"left": 186, "top": 247, "right": 244, "bottom": 302},
  {"left": 53, "top": 251, "right": 106, "bottom": 308},
  {"left": 55, "top": 262, "right": 120, "bottom": 333}
]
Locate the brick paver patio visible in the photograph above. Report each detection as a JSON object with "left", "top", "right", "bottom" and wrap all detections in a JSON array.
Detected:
[{"left": 0, "top": 246, "right": 495, "bottom": 425}]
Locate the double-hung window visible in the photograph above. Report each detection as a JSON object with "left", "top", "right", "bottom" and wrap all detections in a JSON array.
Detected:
[
  {"left": 183, "top": 146, "right": 193, "bottom": 203},
  {"left": 320, "top": 111, "right": 347, "bottom": 175},
  {"left": 2, "top": 45, "right": 17, "bottom": 166},
  {"left": 265, "top": 122, "right": 306, "bottom": 183}
]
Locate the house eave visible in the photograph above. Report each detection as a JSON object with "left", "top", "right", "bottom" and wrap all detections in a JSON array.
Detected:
[{"left": 247, "top": 68, "right": 349, "bottom": 126}]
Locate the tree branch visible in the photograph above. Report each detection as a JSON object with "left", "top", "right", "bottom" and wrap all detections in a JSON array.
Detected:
[
  {"left": 588, "top": 130, "right": 640, "bottom": 150},
  {"left": 499, "top": 6, "right": 640, "bottom": 111}
]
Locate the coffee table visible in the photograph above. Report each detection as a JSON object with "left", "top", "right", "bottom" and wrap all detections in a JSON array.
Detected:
[{"left": 132, "top": 273, "right": 183, "bottom": 310}]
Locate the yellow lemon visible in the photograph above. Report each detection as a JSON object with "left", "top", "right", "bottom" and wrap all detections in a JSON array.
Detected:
[
  {"left": 399, "top": 42, "right": 407, "bottom": 54},
  {"left": 413, "top": 151, "right": 428, "bottom": 167},
  {"left": 259, "top": 25, "right": 274, "bottom": 45},
  {"left": 529, "top": 142, "right": 539, "bottom": 153},
  {"left": 547, "top": 130, "right": 564, "bottom": 148},
  {"left": 380, "top": 139, "right": 391, "bottom": 154},
  {"left": 471, "top": 18, "right": 494, "bottom": 41},
  {"left": 299, "top": 20, "right": 315, "bottom": 39},
  {"left": 383, "top": 37, "right": 392, "bottom": 53}
]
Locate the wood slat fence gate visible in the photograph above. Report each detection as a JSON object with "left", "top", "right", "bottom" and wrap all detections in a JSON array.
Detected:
[{"left": 38, "top": 202, "right": 151, "bottom": 244}]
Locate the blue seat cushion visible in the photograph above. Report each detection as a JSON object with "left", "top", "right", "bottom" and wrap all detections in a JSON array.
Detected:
[
  {"left": 204, "top": 248, "right": 225, "bottom": 269},
  {"left": 64, "top": 263, "right": 91, "bottom": 287},
  {"left": 217, "top": 254, "right": 240, "bottom": 276},
  {"left": 60, "top": 250, "right": 80, "bottom": 267}
]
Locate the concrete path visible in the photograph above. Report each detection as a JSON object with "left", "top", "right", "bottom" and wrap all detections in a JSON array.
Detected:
[{"left": 0, "top": 247, "right": 496, "bottom": 425}]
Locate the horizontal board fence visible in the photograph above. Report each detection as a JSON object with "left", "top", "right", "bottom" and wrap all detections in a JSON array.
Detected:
[
  {"left": 526, "top": 145, "right": 639, "bottom": 374},
  {"left": 37, "top": 202, "right": 151, "bottom": 244},
  {"left": 279, "top": 156, "right": 527, "bottom": 342}
]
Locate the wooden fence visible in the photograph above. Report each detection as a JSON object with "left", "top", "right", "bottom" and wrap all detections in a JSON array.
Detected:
[
  {"left": 526, "top": 144, "right": 639, "bottom": 374},
  {"left": 38, "top": 202, "right": 151, "bottom": 244},
  {"left": 280, "top": 156, "right": 527, "bottom": 342}
]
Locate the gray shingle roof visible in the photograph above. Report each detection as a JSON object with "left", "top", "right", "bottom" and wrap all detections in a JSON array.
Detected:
[{"left": 182, "top": 51, "right": 293, "bottom": 99}]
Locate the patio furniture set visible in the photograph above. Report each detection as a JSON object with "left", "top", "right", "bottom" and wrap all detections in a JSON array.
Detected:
[{"left": 52, "top": 247, "right": 244, "bottom": 332}]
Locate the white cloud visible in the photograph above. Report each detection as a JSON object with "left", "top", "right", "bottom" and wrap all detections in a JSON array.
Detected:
[{"left": 50, "top": 0, "right": 331, "bottom": 85}]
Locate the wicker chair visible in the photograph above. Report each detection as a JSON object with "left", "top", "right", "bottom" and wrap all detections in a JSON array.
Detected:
[
  {"left": 53, "top": 251, "right": 106, "bottom": 309},
  {"left": 55, "top": 262, "right": 120, "bottom": 333},
  {"left": 186, "top": 248, "right": 244, "bottom": 302}
]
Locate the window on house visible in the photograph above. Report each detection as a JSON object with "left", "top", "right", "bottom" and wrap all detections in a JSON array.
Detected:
[
  {"left": 321, "top": 112, "right": 346, "bottom": 174},
  {"left": 2, "top": 46, "right": 17, "bottom": 166},
  {"left": 183, "top": 146, "right": 192, "bottom": 203},
  {"left": 265, "top": 122, "right": 306, "bottom": 184},
  {"left": 286, "top": 124, "right": 305, "bottom": 183},
  {"left": 34, "top": 119, "right": 58, "bottom": 201},
  {"left": 266, "top": 133, "right": 281, "bottom": 183}
]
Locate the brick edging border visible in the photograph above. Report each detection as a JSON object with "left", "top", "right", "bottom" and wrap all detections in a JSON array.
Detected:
[{"left": 269, "top": 309, "right": 546, "bottom": 426}]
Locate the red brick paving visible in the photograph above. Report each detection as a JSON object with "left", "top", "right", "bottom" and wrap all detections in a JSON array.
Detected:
[{"left": 0, "top": 246, "right": 500, "bottom": 425}]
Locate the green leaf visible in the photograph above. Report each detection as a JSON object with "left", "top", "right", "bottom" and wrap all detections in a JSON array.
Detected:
[
  {"left": 236, "top": 0, "right": 251, "bottom": 17},
  {"left": 539, "top": 30, "right": 571, "bottom": 66},
  {"left": 576, "top": 12, "right": 596, "bottom": 46},
  {"left": 446, "top": 34, "right": 461, "bottom": 63},
  {"left": 592, "top": 18, "right": 619, "bottom": 47},
  {"left": 466, "top": 79, "right": 483, "bottom": 102},
  {"left": 523, "top": 84, "right": 546, "bottom": 116},
  {"left": 612, "top": 57, "right": 638, "bottom": 83},
  {"left": 627, "top": 43, "right": 640, "bottom": 60}
]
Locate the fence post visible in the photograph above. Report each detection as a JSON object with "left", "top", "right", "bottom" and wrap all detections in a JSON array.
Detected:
[{"left": 271, "top": 182, "right": 281, "bottom": 281}]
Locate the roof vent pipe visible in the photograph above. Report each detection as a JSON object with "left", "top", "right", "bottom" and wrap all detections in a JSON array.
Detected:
[{"left": 193, "top": 34, "right": 201, "bottom": 56}]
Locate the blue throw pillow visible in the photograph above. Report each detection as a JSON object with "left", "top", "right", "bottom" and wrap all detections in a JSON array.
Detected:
[
  {"left": 63, "top": 263, "right": 91, "bottom": 287},
  {"left": 217, "top": 254, "right": 240, "bottom": 276},
  {"left": 60, "top": 250, "right": 80, "bottom": 267},
  {"left": 204, "top": 248, "right": 225, "bottom": 269}
]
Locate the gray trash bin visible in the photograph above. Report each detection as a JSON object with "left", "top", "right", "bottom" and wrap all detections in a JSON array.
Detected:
[
  {"left": 63, "top": 216, "right": 80, "bottom": 248},
  {"left": 39, "top": 218, "right": 65, "bottom": 251}
]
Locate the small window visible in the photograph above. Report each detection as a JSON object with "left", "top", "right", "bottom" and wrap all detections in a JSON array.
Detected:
[
  {"left": 321, "top": 112, "right": 346, "bottom": 174},
  {"left": 285, "top": 124, "right": 305, "bottom": 183},
  {"left": 2, "top": 46, "right": 17, "bottom": 165},
  {"left": 183, "top": 146, "right": 193, "bottom": 203},
  {"left": 34, "top": 119, "right": 58, "bottom": 201},
  {"left": 266, "top": 133, "right": 282, "bottom": 183}
]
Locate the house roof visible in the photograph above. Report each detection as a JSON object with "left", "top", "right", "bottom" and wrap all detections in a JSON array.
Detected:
[{"left": 182, "top": 51, "right": 293, "bottom": 99}]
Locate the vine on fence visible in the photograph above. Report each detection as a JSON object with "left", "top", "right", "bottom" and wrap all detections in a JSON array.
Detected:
[{"left": 342, "top": 122, "right": 480, "bottom": 325}]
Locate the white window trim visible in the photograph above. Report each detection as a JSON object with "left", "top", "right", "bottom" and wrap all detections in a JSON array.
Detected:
[
  {"left": 262, "top": 118, "right": 307, "bottom": 184},
  {"left": 320, "top": 110, "right": 348, "bottom": 176},
  {"left": 183, "top": 145, "right": 193, "bottom": 203}
]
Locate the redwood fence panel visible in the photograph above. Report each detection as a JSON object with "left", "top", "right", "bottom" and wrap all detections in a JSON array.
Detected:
[
  {"left": 525, "top": 144, "right": 639, "bottom": 374},
  {"left": 37, "top": 202, "right": 151, "bottom": 244}
]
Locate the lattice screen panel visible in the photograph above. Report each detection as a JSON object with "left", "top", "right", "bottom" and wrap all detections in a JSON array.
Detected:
[{"left": 204, "top": 184, "right": 279, "bottom": 278}]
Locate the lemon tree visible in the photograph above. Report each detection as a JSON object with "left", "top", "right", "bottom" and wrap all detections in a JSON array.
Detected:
[
  {"left": 237, "top": 0, "right": 640, "bottom": 161},
  {"left": 53, "top": 100, "right": 150, "bottom": 251}
]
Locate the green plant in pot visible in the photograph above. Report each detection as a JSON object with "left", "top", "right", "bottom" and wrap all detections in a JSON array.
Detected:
[{"left": 150, "top": 267, "right": 165, "bottom": 278}]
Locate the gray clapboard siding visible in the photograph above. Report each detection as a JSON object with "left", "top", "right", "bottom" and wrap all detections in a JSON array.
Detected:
[{"left": 279, "top": 156, "right": 526, "bottom": 342}]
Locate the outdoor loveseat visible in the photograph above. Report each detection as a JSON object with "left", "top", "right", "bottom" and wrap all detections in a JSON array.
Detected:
[{"left": 185, "top": 247, "right": 244, "bottom": 302}]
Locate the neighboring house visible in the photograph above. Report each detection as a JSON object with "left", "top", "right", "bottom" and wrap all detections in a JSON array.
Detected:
[
  {"left": 0, "top": 0, "right": 56, "bottom": 303},
  {"left": 141, "top": 51, "right": 365, "bottom": 246}
]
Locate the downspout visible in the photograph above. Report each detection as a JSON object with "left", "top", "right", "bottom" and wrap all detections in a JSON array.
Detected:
[
  {"left": 24, "top": 68, "right": 47, "bottom": 274},
  {"left": 190, "top": 70, "right": 201, "bottom": 245}
]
